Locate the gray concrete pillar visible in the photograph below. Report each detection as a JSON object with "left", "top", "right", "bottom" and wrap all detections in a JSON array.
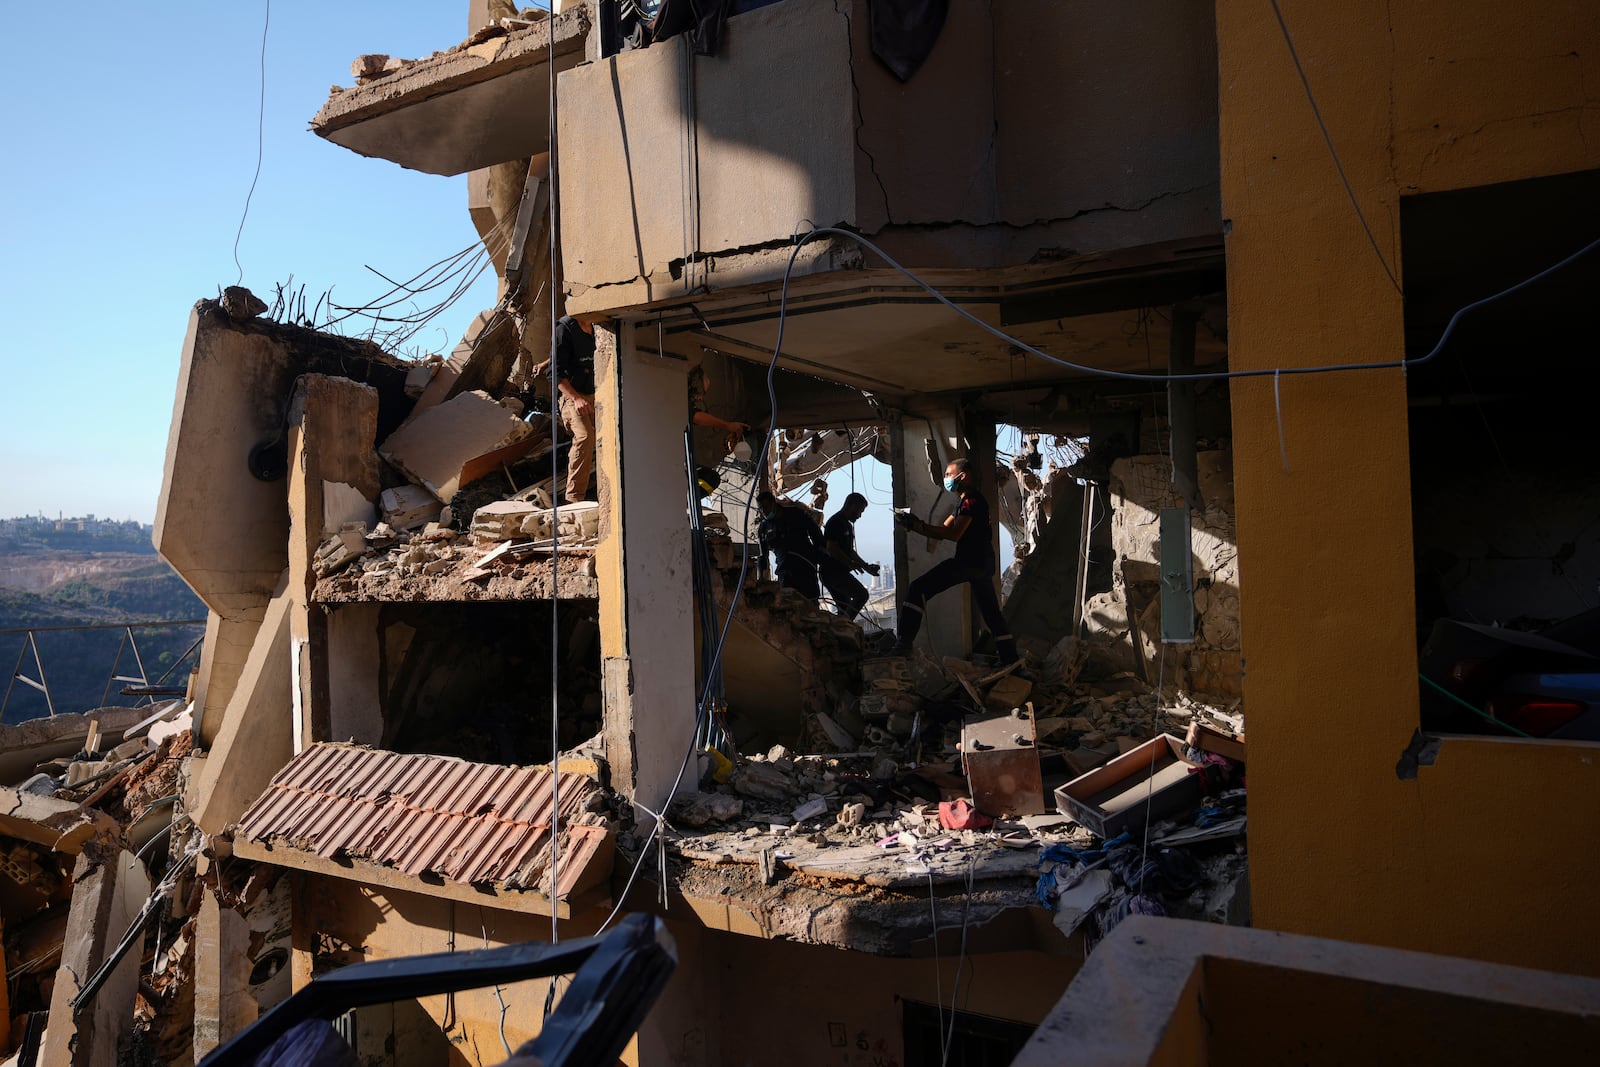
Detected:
[
  {"left": 193, "top": 893, "right": 258, "bottom": 1061},
  {"left": 40, "top": 843, "right": 151, "bottom": 1067}
]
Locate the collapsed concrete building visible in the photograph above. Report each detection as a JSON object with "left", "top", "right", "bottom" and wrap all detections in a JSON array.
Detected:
[{"left": 7, "top": 0, "right": 1600, "bottom": 1064}]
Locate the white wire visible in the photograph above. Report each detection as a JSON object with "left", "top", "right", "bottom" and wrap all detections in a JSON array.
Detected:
[{"left": 778, "top": 227, "right": 1600, "bottom": 385}]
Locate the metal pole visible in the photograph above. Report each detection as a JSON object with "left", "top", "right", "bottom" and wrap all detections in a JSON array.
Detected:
[
  {"left": 29, "top": 634, "right": 55, "bottom": 716},
  {"left": 99, "top": 629, "right": 131, "bottom": 708},
  {"left": 2, "top": 636, "right": 28, "bottom": 719}
]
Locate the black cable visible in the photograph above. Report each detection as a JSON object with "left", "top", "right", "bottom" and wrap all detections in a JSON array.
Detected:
[{"left": 231, "top": 0, "right": 270, "bottom": 287}]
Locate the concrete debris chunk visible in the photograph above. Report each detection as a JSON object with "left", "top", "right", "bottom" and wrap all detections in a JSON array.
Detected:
[
  {"left": 378, "top": 389, "right": 533, "bottom": 503},
  {"left": 472, "top": 500, "right": 601, "bottom": 544},
  {"left": 312, "top": 522, "right": 371, "bottom": 577},
  {"left": 0, "top": 785, "right": 120, "bottom": 854},
  {"left": 351, "top": 53, "right": 391, "bottom": 79},
  {"left": 810, "top": 711, "right": 857, "bottom": 750},
  {"left": 792, "top": 797, "right": 829, "bottom": 823},
  {"left": 836, "top": 802, "right": 867, "bottom": 828},
  {"left": 669, "top": 791, "right": 744, "bottom": 828},
  {"left": 730, "top": 761, "right": 795, "bottom": 802},
  {"left": 471, "top": 500, "right": 541, "bottom": 540},
  {"left": 403, "top": 359, "right": 439, "bottom": 397},
  {"left": 219, "top": 285, "right": 267, "bottom": 319},
  {"left": 321, "top": 480, "right": 376, "bottom": 537},
  {"left": 380, "top": 484, "right": 442, "bottom": 531}
]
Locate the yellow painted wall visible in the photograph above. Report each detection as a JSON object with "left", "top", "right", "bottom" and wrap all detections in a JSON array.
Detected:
[
  {"left": 289, "top": 875, "right": 1075, "bottom": 1067},
  {"left": 1216, "top": 0, "right": 1600, "bottom": 974}
]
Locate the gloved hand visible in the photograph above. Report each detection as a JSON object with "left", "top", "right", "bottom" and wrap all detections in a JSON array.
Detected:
[{"left": 892, "top": 509, "right": 915, "bottom": 528}]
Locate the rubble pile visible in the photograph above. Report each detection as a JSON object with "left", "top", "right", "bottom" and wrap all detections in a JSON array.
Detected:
[
  {"left": 310, "top": 400, "right": 606, "bottom": 602},
  {"left": 654, "top": 637, "right": 1248, "bottom": 949},
  {"left": 0, "top": 702, "right": 202, "bottom": 1060},
  {"left": 1084, "top": 452, "right": 1243, "bottom": 698}
]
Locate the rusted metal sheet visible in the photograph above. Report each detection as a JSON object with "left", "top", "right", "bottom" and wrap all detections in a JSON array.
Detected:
[
  {"left": 237, "top": 743, "right": 610, "bottom": 897},
  {"left": 961, "top": 705, "right": 1048, "bottom": 817}
]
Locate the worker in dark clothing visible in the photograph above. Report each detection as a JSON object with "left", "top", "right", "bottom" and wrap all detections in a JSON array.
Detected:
[
  {"left": 688, "top": 364, "right": 751, "bottom": 499},
  {"left": 821, "top": 492, "right": 877, "bottom": 620},
  {"left": 549, "top": 314, "right": 598, "bottom": 502},
  {"left": 756, "top": 490, "right": 826, "bottom": 600},
  {"left": 893, "top": 458, "right": 1019, "bottom": 664}
]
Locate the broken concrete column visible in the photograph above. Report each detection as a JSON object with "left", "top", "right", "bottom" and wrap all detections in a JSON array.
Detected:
[
  {"left": 193, "top": 893, "right": 258, "bottom": 1061},
  {"left": 40, "top": 843, "right": 151, "bottom": 1067},
  {"left": 190, "top": 576, "right": 293, "bottom": 835},
  {"left": 287, "top": 375, "right": 381, "bottom": 750}
]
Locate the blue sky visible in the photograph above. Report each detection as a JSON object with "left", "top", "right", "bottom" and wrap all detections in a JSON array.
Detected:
[{"left": 0, "top": 2, "right": 500, "bottom": 522}]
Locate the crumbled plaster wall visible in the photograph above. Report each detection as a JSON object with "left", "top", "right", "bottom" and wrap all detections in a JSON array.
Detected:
[{"left": 1084, "top": 451, "right": 1241, "bottom": 699}]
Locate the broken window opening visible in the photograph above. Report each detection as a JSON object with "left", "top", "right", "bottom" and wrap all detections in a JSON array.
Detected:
[
  {"left": 901, "top": 1000, "right": 1036, "bottom": 1067},
  {"left": 994, "top": 423, "right": 1087, "bottom": 606},
  {"left": 331, "top": 600, "right": 601, "bottom": 765},
  {"left": 1404, "top": 167, "right": 1600, "bottom": 743}
]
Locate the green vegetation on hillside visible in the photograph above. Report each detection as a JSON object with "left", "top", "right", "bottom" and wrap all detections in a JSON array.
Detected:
[{"left": 0, "top": 522, "right": 205, "bottom": 722}]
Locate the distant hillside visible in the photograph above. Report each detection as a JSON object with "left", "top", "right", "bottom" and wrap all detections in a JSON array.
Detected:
[{"left": 0, "top": 519, "right": 205, "bottom": 723}]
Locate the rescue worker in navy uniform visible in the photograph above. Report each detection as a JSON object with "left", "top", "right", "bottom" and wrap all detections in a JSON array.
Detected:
[
  {"left": 755, "top": 490, "right": 827, "bottom": 599},
  {"left": 894, "top": 458, "right": 1019, "bottom": 665},
  {"left": 820, "top": 492, "right": 878, "bottom": 620}
]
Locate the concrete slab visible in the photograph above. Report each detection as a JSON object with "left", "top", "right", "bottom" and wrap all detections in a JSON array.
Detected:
[
  {"left": 0, "top": 708, "right": 148, "bottom": 785},
  {"left": 311, "top": 12, "right": 589, "bottom": 176},
  {"left": 378, "top": 390, "right": 533, "bottom": 503},
  {"left": 0, "top": 788, "right": 119, "bottom": 854}
]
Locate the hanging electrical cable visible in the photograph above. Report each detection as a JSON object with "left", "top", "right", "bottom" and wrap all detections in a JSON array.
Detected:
[{"left": 545, "top": 0, "right": 564, "bottom": 960}]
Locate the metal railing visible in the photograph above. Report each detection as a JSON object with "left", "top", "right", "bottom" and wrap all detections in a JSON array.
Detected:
[{"left": 0, "top": 620, "right": 205, "bottom": 720}]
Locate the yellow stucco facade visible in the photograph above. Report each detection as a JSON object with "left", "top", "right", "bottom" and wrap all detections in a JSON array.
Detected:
[{"left": 1217, "top": 0, "right": 1600, "bottom": 974}]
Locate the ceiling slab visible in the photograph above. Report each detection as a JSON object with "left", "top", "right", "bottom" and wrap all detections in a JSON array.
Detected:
[{"left": 312, "top": 13, "right": 588, "bottom": 176}]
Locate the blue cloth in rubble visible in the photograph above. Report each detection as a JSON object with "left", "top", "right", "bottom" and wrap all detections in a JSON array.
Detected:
[
  {"left": 1034, "top": 832, "right": 1131, "bottom": 906},
  {"left": 1105, "top": 843, "right": 1205, "bottom": 896}
]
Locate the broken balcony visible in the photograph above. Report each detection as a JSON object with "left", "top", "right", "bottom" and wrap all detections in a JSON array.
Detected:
[{"left": 310, "top": 7, "right": 590, "bottom": 176}]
